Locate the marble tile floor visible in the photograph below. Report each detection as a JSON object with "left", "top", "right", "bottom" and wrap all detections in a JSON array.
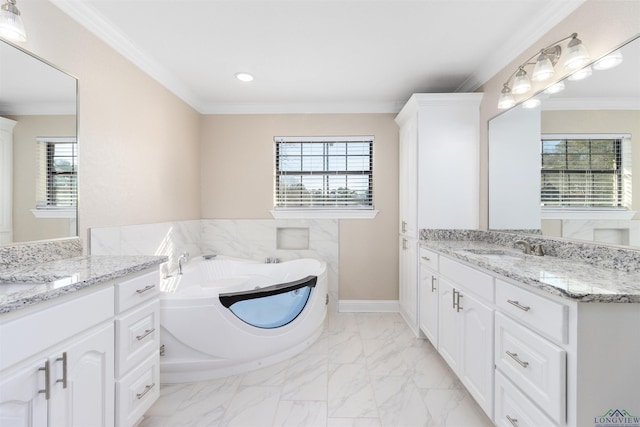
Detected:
[{"left": 140, "top": 312, "right": 494, "bottom": 427}]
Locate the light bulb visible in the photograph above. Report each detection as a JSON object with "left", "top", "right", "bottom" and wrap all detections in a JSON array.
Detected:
[
  {"left": 512, "top": 68, "right": 531, "bottom": 95},
  {"left": 0, "top": 0, "right": 27, "bottom": 42},
  {"left": 498, "top": 85, "right": 516, "bottom": 109},
  {"left": 564, "top": 35, "right": 590, "bottom": 70}
]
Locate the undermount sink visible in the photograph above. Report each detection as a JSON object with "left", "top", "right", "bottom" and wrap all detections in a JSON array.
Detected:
[{"left": 463, "top": 249, "right": 524, "bottom": 259}]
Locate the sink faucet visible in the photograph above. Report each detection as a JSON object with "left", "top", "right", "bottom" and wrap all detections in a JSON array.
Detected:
[
  {"left": 514, "top": 240, "right": 532, "bottom": 254},
  {"left": 178, "top": 252, "right": 189, "bottom": 275}
]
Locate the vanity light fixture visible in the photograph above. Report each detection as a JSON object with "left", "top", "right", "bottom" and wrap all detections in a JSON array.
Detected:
[
  {"left": 235, "top": 72, "right": 254, "bottom": 82},
  {"left": 498, "top": 32, "right": 589, "bottom": 109},
  {"left": 0, "top": 0, "right": 26, "bottom": 42}
]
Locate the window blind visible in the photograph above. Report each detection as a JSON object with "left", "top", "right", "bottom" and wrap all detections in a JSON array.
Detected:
[
  {"left": 541, "top": 137, "right": 623, "bottom": 208},
  {"left": 36, "top": 137, "right": 77, "bottom": 208},
  {"left": 274, "top": 136, "right": 374, "bottom": 209}
]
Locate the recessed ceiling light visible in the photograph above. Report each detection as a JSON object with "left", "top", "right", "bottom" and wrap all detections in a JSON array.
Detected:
[{"left": 235, "top": 72, "right": 254, "bottom": 82}]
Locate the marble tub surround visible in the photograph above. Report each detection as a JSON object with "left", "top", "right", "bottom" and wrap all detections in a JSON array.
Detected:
[
  {"left": 420, "top": 229, "right": 640, "bottom": 273},
  {"left": 0, "top": 254, "right": 166, "bottom": 314},
  {"left": 0, "top": 237, "right": 83, "bottom": 270},
  {"left": 90, "top": 219, "right": 340, "bottom": 310},
  {"left": 421, "top": 239, "right": 640, "bottom": 303}
]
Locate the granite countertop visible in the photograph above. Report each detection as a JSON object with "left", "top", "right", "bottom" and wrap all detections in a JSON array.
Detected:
[
  {"left": 421, "top": 240, "right": 640, "bottom": 303},
  {"left": 0, "top": 255, "right": 167, "bottom": 314}
]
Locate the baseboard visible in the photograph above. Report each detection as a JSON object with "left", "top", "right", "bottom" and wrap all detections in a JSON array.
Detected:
[{"left": 338, "top": 300, "right": 400, "bottom": 313}]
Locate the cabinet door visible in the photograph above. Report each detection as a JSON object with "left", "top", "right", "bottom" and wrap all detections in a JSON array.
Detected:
[
  {"left": 458, "top": 291, "right": 494, "bottom": 418},
  {"left": 0, "top": 359, "right": 48, "bottom": 427},
  {"left": 437, "top": 278, "right": 459, "bottom": 373},
  {"left": 398, "top": 116, "right": 418, "bottom": 237},
  {"left": 419, "top": 264, "right": 438, "bottom": 347},
  {"left": 49, "top": 323, "right": 115, "bottom": 427},
  {"left": 399, "top": 237, "right": 418, "bottom": 335}
]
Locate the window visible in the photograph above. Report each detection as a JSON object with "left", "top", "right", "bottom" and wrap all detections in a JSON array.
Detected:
[
  {"left": 541, "top": 136, "right": 626, "bottom": 208},
  {"left": 36, "top": 137, "right": 77, "bottom": 209},
  {"left": 274, "top": 136, "right": 374, "bottom": 212}
]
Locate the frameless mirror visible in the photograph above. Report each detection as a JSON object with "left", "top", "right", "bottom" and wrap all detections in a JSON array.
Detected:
[
  {"left": 489, "top": 35, "right": 640, "bottom": 248},
  {"left": 0, "top": 39, "right": 78, "bottom": 245}
]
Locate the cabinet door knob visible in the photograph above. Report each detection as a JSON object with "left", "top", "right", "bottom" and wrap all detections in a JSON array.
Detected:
[
  {"left": 55, "top": 352, "right": 67, "bottom": 388},
  {"left": 506, "top": 351, "right": 529, "bottom": 368},
  {"left": 38, "top": 360, "right": 50, "bottom": 400},
  {"left": 507, "top": 299, "right": 531, "bottom": 312}
]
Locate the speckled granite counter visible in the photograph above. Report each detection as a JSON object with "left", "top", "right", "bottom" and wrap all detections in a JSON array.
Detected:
[
  {"left": 0, "top": 255, "right": 167, "bottom": 314},
  {"left": 421, "top": 239, "right": 640, "bottom": 303}
]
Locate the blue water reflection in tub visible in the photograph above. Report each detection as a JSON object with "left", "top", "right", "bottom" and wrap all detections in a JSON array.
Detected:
[{"left": 228, "top": 286, "right": 312, "bottom": 328}]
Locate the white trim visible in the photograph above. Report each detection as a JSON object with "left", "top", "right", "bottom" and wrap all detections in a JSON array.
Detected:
[
  {"left": 338, "top": 300, "right": 399, "bottom": 313},
  {"left": 202, "top": 101, "right": 405, "bottom": 115},
  {"left": 542, "top": 133, "right": 631, "bottom": 140},
  {"left": 275, "top": 135, "right": 374, "bottom": 143},
  {"left": 31, "top": 208, "right": 77, "bottom": 219},
  {"left": 271, "top": 209, "right": 378, "bottom": 220},
  {"left": 541, "top": 208, "right": 637, "bottom": 220}
]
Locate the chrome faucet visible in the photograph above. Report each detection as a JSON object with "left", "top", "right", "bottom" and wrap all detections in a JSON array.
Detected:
[
  {"left": 178, "top": 252, "right": 189, "bottom": 275},
  {"left": 514, "top": 240, "right": 533, "bottom": 254}
]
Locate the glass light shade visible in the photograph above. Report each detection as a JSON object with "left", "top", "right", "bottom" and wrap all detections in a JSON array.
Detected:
[
  {"left": 512, "top": 69, "right": 531, "bottom": 95},
  {"left": 498, "top": 86, "right": 515, "bottom": 109},
  {"left": 564, "top": 38, "right": 590, "bottom": 70},
  {"left": 532, "top": 54, "right": 555, "bottom": 82},
  {"left": 0, "top": 1, "right": 26, "bottom": 42},
  {"left": 522, "top": 98, "right": 541, "bottom": 109},
  {"left": 568, "top": 66, "right": 592, "bottom": 81},
  {"left": 593, "top": 51, "right": 623, "bottom": 70},
  {"left": 544, "top": 81, "right": 565, "bottom": 94}
]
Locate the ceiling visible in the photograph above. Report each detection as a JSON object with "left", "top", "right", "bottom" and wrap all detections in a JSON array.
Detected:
[{"left": 50, "top": 1, "right": 585, "bottom": 113}]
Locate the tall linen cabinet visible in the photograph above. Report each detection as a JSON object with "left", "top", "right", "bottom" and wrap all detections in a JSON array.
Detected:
[{"left": 395, "top": 93, "right": 483, "bottom": 335}]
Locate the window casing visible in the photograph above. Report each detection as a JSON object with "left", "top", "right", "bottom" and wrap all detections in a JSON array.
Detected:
[
  {"left": 541, "top": 136, "right": 625, "bottom": 208},
  {"left": 36, "top": 137, "right": 77, "bottom": 209},
  {"left": 274, "top": 136, "right": 374, "bottom": 210}
]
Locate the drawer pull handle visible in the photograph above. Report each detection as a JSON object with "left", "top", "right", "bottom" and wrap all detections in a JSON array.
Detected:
[
  {"left": 506, "top": 351, "right": 529, "bottom": 368},
  {"left": 38, "top": 360, "right": 50, "bottom": 400},
  {"left": 136, "top": 383, "right": 155, "bottom": 400},
  {"left": 55, "top": 352, "right": 67, "bottom": 388},
  {"left": 431, "top": 276, "right": 437, "bottom": 292},
  {"left": 507, "top": 299, "right": 530, "bottom": 312},
  {"left": 506, "top": 415, "right": 519, "bottom": 426},
  {"left": 136, "top": 285, "right": 156, "bottom": 294},
  {"left": 136, "top": 328, "right": 156, "bottom": 341},
  {"left": 421, "top": 256, "right": 430, "bottom": 262}
]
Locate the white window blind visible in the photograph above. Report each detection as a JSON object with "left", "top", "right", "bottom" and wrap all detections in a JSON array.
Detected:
[
  {"left": 274, "top": 136, "right": 374, "bottom": 209},
  {"left": 541, "top": 136, "right": 627, "bottom": 208},
  {"left": 36, "top": 137, "right": 77, "bottom": 209}
]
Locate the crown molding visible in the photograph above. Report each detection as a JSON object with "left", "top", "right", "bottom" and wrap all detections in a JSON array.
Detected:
[
  {"left": 456, "top": 0, "right": 586, "bottom": 92},
  {"left": 50, "top": 0, "right": 204, "bottom": 112},
  {"left": 200, "top": 100, "right": 405, "bottom": 115}
]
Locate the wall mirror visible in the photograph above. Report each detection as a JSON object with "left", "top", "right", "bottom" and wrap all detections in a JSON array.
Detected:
[
  {"left": 489, "top": 35, "right": 640, "bottom": 249},
  {"left": 0, "top": 39, "right": 78, "bottom": 245}
]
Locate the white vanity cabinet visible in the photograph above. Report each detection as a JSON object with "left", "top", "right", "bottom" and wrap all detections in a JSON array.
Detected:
[
  {"left": 435, "top": 256, "right": 495, "bottom": 419},
  {"left": 0, "top": 286, "right": 115, "bottom": 427},
  {"left": 114, "top": 270, "right": 161, "bottom": 427},
  {"left": 418, "top": 248, "right": 439, "bottom": 346},
  {"left": 396, "top": 93, "right": 483, "bottom": 336}
]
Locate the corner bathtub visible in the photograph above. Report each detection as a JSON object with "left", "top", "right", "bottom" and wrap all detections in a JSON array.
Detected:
[{"left": 158, "top": 256, "right": 327, "bottom": 383}]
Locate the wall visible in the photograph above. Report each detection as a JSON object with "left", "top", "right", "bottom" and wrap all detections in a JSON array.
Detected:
[
  {"left": 11, "top": 115, "right": 75, "bottom": 242},
  {"left": 11, "top": 0, "right": 202, "bottom": 246},
  {"left": 478, "top": 0, "right": 640, "bottom": 228},
  {"left": 200, "top": 114, "right": 399, "bottom": 301}
]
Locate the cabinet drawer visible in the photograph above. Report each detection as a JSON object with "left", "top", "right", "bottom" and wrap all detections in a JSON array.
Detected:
[
  {"left": 495, "top": 371, "right": 558, "bottom": 427},
  {"left": 495, "top": 313, "right": 565, "bottom": 424},
  {"left": 0, "top": 286, "right": 114, "bottom": 372},
  {"left": 115, "top": 270, "right": 160, "bottom": 313},
  {"left": 439, "top": 256, "right": 493, "bottom": 302},
  {"left": 116, "top": 352, "right": 160, "bottom": 427},
  {"left": 116, "top": 300, "right": 160, "bottom": 377},
  {"left": 496, "top": 279, "right": 567, "bottom": 343},
  {"left": 419, "top": 247, "right": 438, "bottom": 270}
]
